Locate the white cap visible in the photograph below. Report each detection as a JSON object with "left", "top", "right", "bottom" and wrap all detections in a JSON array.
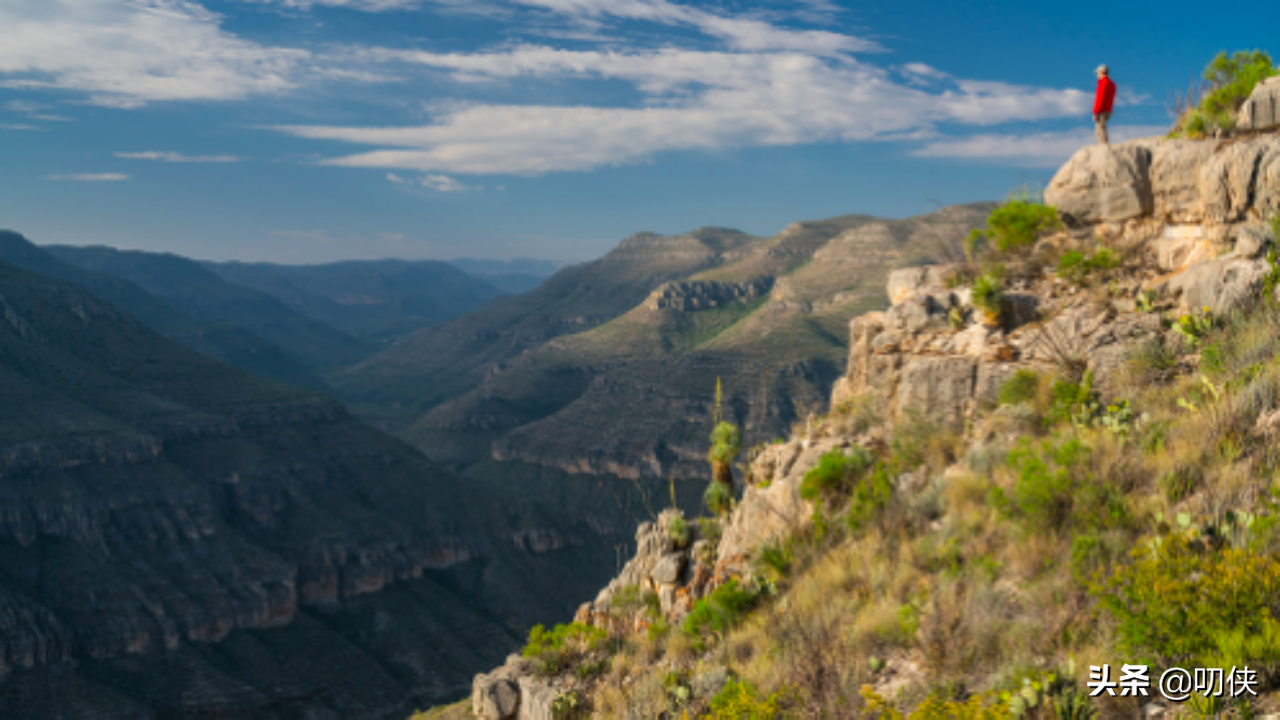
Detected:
[{"left": 1096, "top": 64, "right": 1109, "bottom": 76}]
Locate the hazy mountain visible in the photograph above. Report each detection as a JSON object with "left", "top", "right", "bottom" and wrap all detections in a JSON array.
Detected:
[
  {"left": 0, "top": 231, "right": 327, "bottom": 391},
  {"left": 0, "top": 255, "right": 667, "bottom": 717},
  {"left": 45, "top": 244, "right": 374, "bottom": 371},
  {"left": 331, "top": 227, "right": 762, "bottom": 429},
  {"left": 334, "top": 205, "right": 994, "bottom": 476},
  {"left": 204, "top": 259, "right": 505, "bottom": 344},
  {"left": 449, "top": 257, "right": 566, "bottom": 294}
]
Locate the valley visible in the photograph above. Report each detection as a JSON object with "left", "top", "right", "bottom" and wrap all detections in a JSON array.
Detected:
[{"left": 0, "top": 203, "right": 991, "bottom": 717}]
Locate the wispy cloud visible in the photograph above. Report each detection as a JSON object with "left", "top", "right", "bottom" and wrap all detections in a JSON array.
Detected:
[
  {"left": 45, "top": 173, "right": 130, "bottom": 181},
  {"left": 3, "top": 99, "right": 72, "bottom": 121},
  {"left": 0, "top": 0, "right": 310, "bottom": 107},
  {"left": 116, "top": 151, "right": 246, "bottom": 163},
  {"left": 1, "top": 123, "right": 42, "bottom": 131},
  {"left": 252, "top": 0, "right": 508, "bottom": 16},
  {"left": 510, "top": 0, "right": 880, "bottom": 55},
  {"left": 387, "top": 171, "right": 477, "bottom": 191},
  {"left": 277, "top": 46, "right": 1088, "bottom": 175},
  {"left": 254, "top": 0, "right": 424, "bottom": 10},
  {"left": 913, "top": 125, "right": 1168, "bottom": 167}
]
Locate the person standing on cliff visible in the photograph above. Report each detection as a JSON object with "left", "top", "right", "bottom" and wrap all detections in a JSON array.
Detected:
[{"left": 1094, "top": 64, "right": 1116, "bottom": 144}]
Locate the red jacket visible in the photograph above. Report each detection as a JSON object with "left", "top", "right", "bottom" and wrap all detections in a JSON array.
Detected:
[{"left": 1094, "top": 76, "right": 1116, "bottom": 115}]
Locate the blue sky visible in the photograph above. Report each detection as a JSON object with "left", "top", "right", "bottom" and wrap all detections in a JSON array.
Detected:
[{"left": 0, "top": 0, "right": 1275, "bottom": 264}]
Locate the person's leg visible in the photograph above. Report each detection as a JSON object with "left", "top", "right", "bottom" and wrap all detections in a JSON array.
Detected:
[{"left": 1095, "top": 112, "right": 1110, "bottom": 144}]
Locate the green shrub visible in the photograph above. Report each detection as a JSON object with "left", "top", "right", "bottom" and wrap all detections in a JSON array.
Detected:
[
  {"left": 709, "top": 678, "right": 794, "bottom": 719},
  {"left": 1125, "top": 337, "right": 1177, "bottom": 385},
  {"left": 1058, "top": 247, "right": 1120, "bottom": 285},
  {"left": 682, "top": 579, "right": 757, "bottom": 644},
  {"left": 646, "top": 616, "right": 669, "bottom": 642},
  {"left": 708, "top": 421, "right": 742, "bottom": 465},
  {"left": 1095, "top": 532, "right": 1280, "bottom": 664},
  {"left": 1158, "top": 465, "right": 1201, "bottom": 503},
  {"left": 697, "top": 516, "right": 722, "bottom": 545},
  {"left": 708, "top": 419, "right": 743, "bottom": 490},
  {"left": 1173, "top": 310, "right": 1215, "bottom": 349},
  {"left": 756, "top": 539, "right": 793, "bottom": 579},
  {"left": 1045, "top": 373, "right": 1100, "bottom": 428},
  {"left": 668, "top": 514, "right": 691, "bottom": 549},
  {"left": 522, "top": 622, "right": 607, "bottom": 675},
  {"left": 846, "top": 462, "right": 894, "bottom": 532},
  {"left": 704, "top": 480, "right": 733, "bottom": 515},
  {"left": 970, "top": 191, "right": 1063, "bottom": 254},
  {"left": 1002, "top": 437, "right": 1086, "bottom": 531},
  {"left": 998, "top": 369, "right": 1041, "bottom": 405},
  {"left": 971, "top": 274, "right": 1005, "bottom": 322},
  {"left": 1183, "top": 109, "right": 1207, "bottom": 137},
  {"left": 1176, "top": 51, "right": 1277, "bottom": 137},
  {"left": 992, "top": 437, "right": 1128, "bottom": 535},
  {"left": 1070, "top": 534, "right": 1105, "bottom": 585},
  {"left": 1201, "top": 50, "right": 1276, "bottom": 117},
  {"left": 799, "top": 446, "right": 875, "bottom": 501}
]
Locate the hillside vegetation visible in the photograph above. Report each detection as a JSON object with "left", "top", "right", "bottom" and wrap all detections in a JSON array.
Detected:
[
  {"left": 331, "top": 206, "right": 994, "bottom": 481},
  {"left": 443, "top": 164, "right": 1280, "bottom": 717}
]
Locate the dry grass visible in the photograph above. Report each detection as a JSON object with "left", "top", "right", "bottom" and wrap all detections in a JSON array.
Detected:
[{"left": 539, "top": 300, "right": 1280, "bottom": 718}]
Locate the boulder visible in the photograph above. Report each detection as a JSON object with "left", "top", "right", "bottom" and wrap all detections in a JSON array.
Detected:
[
  {"left": 896, "top": 357, "right": 979, "bottom": 426},
  {"left": 1256, "top": 140, "right": 1280, "bottom": 217},
  {"left": 1236, "top": 226, "right": 1275, "bottom": 259},
  {"left": 884, "top": 293, "right": 955, "bottom": 334},
  {"left": 1004, "top": 293, "right": 1041, "bottom": 328},
  {"left": 1238, "top": 76, "right": 1280, "bottom": 132},
  {"left": 515, "top": 676, "right": 558, "bottom": 720},
  {"left": 1158, "top": 256, "right": 1272, "bottom": 315},
  {"left": 1046, "top": 143, "right": 1153, "bottom": 225},
  {"left": 473, "top": 672, "right": 521, "bottom": 719},
  {"left": 1151, "top": 139, "right": 1214, "bottom": 222},
  {"left": 716, "top": 438, "right": 825, "bottom": 574},
  {"left": 1200, "top": 142, "right": 1269, "bottom": 223},
  {"left": 651, "top": 552, "right": 686, "bottom": 585},
  {"left": 886, "top": 265, "right": 957, "bottom": 304}
]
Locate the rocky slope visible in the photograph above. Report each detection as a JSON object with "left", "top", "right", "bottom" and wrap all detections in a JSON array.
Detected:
[
  {"left": 456, "top": 129, "right": 1280, "bottom": 719},
  {"left": 0, "top": 258, "right": 666, "bottom": 718}
]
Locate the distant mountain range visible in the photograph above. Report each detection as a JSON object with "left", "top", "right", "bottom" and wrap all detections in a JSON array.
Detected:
[
  {"left": 333, "top": 204, "right": 995, "bottom": 479},
  {"left": 448, "top": 257, "right": 569, "bottom": 295},
  {"left": 203, "top": 258, "right": 509, "bottom": 344},
  {"left": 0, "top": 232, "right": 333, "bottom": 391}
]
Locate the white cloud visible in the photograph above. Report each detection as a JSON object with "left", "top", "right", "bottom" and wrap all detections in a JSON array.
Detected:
[
  {"left": 387, "top": 171, "right": 477, "bottom": 191},
  {"left": 256, "top": 0, "right": 424, "bottom": 9},
  {"left": 1, "top": 123, "right": 42, "bottom": 131},
  {"left": 116, "top": 151, "right": 245, "bottom": 162},
  {"left": 913, "top": 124, "right": 1169, "bottom": 167},
  {"left": 0, "top": 0, "right": 309, "bottom": 107},
  {"left": 276, "top": 46, "right": 1091, "bottom": 175},
  {"left": 510, "top": 0, "right": 879, "bottom": 55},
  {"left": 45, "top": 173, "right": 130, "bottom": 181},
  {"left": 251, "top": 0, "right": 509, "bottom": 16},
  {"left": 3, "top": 99, "right": 72, "bottom": 121}
]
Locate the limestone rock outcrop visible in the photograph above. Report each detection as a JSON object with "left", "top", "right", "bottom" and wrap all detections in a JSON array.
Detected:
[
  {"left": 647, "top": 278, "right": 774, "bottom": 311},
  {"left": 1240, "top": 76, "right": 1280, "bottom": 132},
  {"left": 1045, "top": 143, "right": 1154, "bottom": 224},
  {"left": 1051, "top": 135, "right": 1280, "bottom": 232},
  {"left": 471, "top": 655, "right": 558, "bottom": 720}
]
